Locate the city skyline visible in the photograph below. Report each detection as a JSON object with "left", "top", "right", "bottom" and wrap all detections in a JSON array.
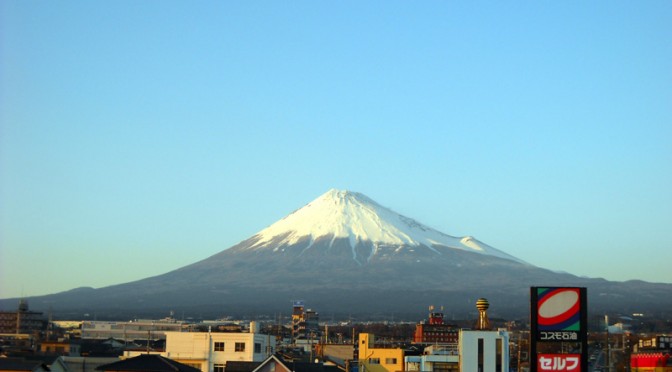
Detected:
[{"left": 1, "top": 1, "right": 671, "bottom": 299}]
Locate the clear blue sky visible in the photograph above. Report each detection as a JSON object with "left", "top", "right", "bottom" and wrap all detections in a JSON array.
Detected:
[{"left": 1, "top": 1, "right": 671, "bottom": 299}]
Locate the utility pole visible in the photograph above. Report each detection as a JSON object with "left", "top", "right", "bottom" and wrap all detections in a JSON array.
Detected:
[
  {"left": 309, "top": 331, "right": 314, "bottom": 363},
  {"left": 605, "top": 315, "right": 610, "bottom": 372},
  {"left": 517, "top": 332, "right": 522, "bottom": 372}
]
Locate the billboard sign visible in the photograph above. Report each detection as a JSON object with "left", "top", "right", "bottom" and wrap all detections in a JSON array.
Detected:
[
  {"left": 531, "top": 287, "right": 587, "bottom": 342},
  {"left": 537, "top": 354, "right": 581, "bottom": 371}
]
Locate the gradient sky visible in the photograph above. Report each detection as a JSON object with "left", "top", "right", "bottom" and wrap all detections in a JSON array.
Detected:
[{"left": 1, "top": 1, "right": 671, "bottom": 300}]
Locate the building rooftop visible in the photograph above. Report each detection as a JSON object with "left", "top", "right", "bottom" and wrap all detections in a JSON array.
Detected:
[
  {"left": 96, "top": 354, "right": 201, "bottom": 372},
  {"left": 0, "top": 358, "right": 49, "bottom": 372}
]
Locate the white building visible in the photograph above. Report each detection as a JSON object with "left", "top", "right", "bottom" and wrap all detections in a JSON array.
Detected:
[
  {"left": 127, "top": 330, "right": 275, "bottom": 372},
  {"left": 405, "top": 344, "right": 460, "bottom": 371},
  {"left": 405, "top": 329, "right": 510, "bottom": 372},
  {"left": 459, "top": 329, "right": 509, "bottom": 372}
]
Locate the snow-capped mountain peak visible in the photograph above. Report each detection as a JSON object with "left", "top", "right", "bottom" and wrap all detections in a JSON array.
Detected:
[{"left": 246, "top": 189, "right": 524, "bottom": 264}]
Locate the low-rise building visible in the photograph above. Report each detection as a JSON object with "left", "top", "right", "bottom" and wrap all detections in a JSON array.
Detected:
[
  {"left": 413, "top": 307, "right": 458, "bottom": 345},
  {"left": 81, "top": 319, "right": 185, "bottom": 341},
  {"left": 0, "top": 358, "right": 50, "bottom": 372},
  {"left": 252, "top": 354, "right": 340, "bottom": 372},
  {"left": 96, "top": 354, "right": 200, "bottom": 372},
  {"left": 126, "top": 329, "right": 275, "bottom": 372},
  {"left": 316, "top": 343, "right": 354, "bottom": 365},
  {"left": 0, "top": 300, "right": 46, "bottom": 336},
  {"left": 38, "top": 340, "right": 81, "bottom": 356},
  {"left": 631, "top": 334, "right": 672, "bottom": 371},
  {"left": 405, "top": 344, "right": 459, "bottom": 372},
  {"left": 358, "top": 333, "right": 404, "bottom": 372},
  {"left": 49, "top": 357, "right": 120, "bottom": 372}
]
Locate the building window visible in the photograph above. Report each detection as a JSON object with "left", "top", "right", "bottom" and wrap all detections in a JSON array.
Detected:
[
  {"left": 254, "top": 343, "right": 262, "bottom": 353},
  {"left": 214, "top": 364, "right": 225, "bottom": 372},
  {"left": 433, "top": 362, "right": 458, "bottom": 372},
  {"left": 235, "top": 342, "right": 245, "bottom": 352},
  {"left": 496, "top": 338, "right": 503, "bottom": 372},
  {"left": 214, "top": 342, "right": 225, "bottom": 351},
  {"left": 369, "top": 358, "right": 380, "bottom": 364},
  {"left": 478, "top": 338, "right": 484, "bottom": 372},
  {"left": 385, "top": 358, "right": 397, "bottom": 365}
]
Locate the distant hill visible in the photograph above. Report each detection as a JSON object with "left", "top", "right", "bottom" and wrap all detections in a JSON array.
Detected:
[{"left": 2, "top": 189, "right": 671, "bottom": 320}]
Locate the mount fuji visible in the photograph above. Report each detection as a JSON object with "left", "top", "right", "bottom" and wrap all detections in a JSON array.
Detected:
[
  {"left": 3, "top": 189, "right": 671, "bottom": 319},
  {"left": 241, "top": 189, "right": 524, "bottom": 265}
]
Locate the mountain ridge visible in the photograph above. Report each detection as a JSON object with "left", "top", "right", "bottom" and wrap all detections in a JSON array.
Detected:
[{"left": 1, "top": 189, "right": 670, "bottom": 320}]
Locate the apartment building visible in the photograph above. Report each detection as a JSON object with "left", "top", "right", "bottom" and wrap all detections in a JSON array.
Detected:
[{"left": 127, "top": 330, "right": 275, "bottom": 372}]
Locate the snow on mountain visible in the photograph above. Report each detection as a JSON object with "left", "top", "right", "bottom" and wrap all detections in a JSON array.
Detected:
[{"left": 247, "top": 189, "right": 525, "bottom": 264}]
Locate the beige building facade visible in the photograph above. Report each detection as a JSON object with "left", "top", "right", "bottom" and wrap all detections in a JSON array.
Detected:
[{"left": 127, "top": 331, "right": 274, "bottom": 372}]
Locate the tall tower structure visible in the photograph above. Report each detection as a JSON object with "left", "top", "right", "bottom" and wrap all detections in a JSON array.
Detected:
[
  {"left": 476, "top": 298, "right": 490, "bottom": 330},
  {"left": 305, "top": 309, "right": 319, "bottom": 340},
  {"left": 291, "top": 301, "right": 306, "bottom": 342}
]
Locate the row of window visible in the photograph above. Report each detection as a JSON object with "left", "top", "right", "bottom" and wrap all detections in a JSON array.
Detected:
[
  {"left": 213, "top": 342, "right": 262, "bottom": 353},
  {"left": 423, "top": 332, "right": 457, "bottom": 335},
  {"left": 368, "top": 358, "right": 397, "bottom": 365}
]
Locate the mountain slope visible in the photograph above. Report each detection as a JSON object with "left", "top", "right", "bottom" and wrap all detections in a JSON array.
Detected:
[
  {"left": 2, "top": 189, "right": 671, "bottom": 320},
  {"left": 236, "top": 189, "right": 525, "bottom": 264}
]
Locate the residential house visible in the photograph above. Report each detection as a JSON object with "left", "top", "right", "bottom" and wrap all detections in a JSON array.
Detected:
[
  {"left": 39, "top": 340, "right": 81, "bottom": 356},
  {"left": 251, "top": 355, "right": 340, "bottom": 372},
  {"left": 0, "top": 358, "right": 49, "bottom": 372},
  {"left": 96, "top": 354, "right": 200, "bottom": 372}
]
